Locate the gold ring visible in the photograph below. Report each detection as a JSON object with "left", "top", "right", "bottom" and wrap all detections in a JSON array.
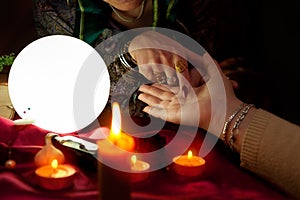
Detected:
[{"left": 175, "top": 60, "right": 187, "bottom": 73}]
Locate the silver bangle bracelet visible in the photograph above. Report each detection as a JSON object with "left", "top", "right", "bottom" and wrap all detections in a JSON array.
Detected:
[
  {"left": 221, "top": 103, "right": 245, "bottom": 145},
  {"left": 118, "top": 40, "right": 137, "bottom": 71},
  {"left": 227, "top": 104, "right": 255, "bottom": 151}
]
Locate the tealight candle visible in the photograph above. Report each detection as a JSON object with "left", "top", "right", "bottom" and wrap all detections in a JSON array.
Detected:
[
  {"left": 130, "top": 155, "right": 150, "bottom": 183},
  {"left": 35, "top": 159, "right": 76, "bottom": 190},
  {"left": 172, "top": 150, "right": 205, "bottom": 177}
]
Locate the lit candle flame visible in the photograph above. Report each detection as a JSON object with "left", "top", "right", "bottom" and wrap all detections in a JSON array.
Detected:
[
  {"left": 51, "top": 159, "right": 58, "bottom": 175},
  {"left": 110, "top": 102, "right": 122, "bottom": 142},
  {"left": 131, "top": 155, "right": 137, "bottom": 167},
  {"left": 51, "top": 159, "right": 58, "bottom": 169},
  {"left": 187, "top": 150, "right": 193, "bottom": 162},
  {"left": 108, "top": 102, "right": 135, "bottom": 151}
]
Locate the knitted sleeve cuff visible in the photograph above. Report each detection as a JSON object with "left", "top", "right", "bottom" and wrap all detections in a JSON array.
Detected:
[{"left": 240, "top": 109, "right": 269, "bottom": 170}]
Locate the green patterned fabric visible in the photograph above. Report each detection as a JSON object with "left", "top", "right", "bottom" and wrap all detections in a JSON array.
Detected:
[
  {"left": 74, "top": 0, "right": 111, "bottom": 44},
  {"left": 73, "top": 0, "right": 181, "bottom": 45},
  {"left": 33, "top": 0, "right": 217, "bottom": 52},
  {"left": 33, "top": 0, "right": 217, "bottom": 118}
]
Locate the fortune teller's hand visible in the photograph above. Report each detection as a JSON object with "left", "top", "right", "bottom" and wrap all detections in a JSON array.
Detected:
[
  {"left": 129, "top": 31, "right": 198, "bottom": 88},
  {"left": 138, "top": 52, "right": 243, "bottom": 137}
]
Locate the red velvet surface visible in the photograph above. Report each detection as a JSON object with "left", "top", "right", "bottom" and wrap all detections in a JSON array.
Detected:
[{"left": 0, "top": 116, "right": 292, "bottom": 200}]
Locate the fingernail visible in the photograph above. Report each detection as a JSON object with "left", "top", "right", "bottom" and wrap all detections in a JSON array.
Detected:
[
  {"left": 139, "top": 84, "right": 146, "bottom": 91},
  {"left": 137, "top": 93, "right": 143, "bottom": 100}
]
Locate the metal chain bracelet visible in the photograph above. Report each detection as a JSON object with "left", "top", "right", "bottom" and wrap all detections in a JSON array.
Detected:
[
  {"left": 227, "top": 104, "right": 255, "bottom": 151},
  {"left": 221, "top": 103, "right": 245, "bottom": 145}
]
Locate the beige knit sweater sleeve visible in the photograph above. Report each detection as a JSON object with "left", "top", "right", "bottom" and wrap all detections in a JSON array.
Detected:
[{"left": 240, "top": 109, "right": 300, "bottom": 199}]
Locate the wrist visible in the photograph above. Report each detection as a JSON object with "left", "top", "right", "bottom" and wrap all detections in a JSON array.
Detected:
[
  {"left": 220, "top": 101, "right": 245, "bottom": 144},
  {"left": 232, "top": 107, "right": 256, "bottom": 153},
  {"left": 226, "top": 98, "right": 244, "bottom": 121},
  {"left": 221, "top": 99, "right": 256, "bottom": 153},
  {"left": 119, "top": 40, "right": 137, "bottom": 70}
]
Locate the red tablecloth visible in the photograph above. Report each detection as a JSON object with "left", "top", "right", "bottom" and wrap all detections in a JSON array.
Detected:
[{"left": 0, "top": 116, "right": 293, "bottom": 200}]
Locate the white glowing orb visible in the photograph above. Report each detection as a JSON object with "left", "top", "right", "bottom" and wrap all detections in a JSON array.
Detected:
[{"left": 8, "top": 35, "right": 110, "bottom": 133}]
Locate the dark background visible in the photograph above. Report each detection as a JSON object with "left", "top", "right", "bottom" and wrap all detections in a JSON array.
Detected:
[{"left": 1, "top": 0, "right": 299, "bottom": 125}]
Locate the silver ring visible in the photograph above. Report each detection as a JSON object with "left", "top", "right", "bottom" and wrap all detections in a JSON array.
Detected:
[
  {"left": 154, "top": 72, "right": 167, "bottom": 84},
  {"left": 167, "top": 76, "right": 178, "bottom": 85}
]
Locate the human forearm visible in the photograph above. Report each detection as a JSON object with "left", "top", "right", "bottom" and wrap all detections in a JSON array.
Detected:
[{"left": 238, "top": 109, "right": 300, "bottom": 199}]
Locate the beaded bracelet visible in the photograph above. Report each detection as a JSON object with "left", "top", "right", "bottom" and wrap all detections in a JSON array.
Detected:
[
  {"left": 221, "top": 103, "right": 245, "bottom": 145},
  {"left": 227, "top": 104, "right": 255, "bottom": 151}
]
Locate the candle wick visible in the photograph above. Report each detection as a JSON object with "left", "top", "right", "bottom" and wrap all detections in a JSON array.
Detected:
[
  {"left": 51, "top": 168, "right": 58, "bottom": 178},
  {"left": 187, "top": 156, "right": 192, "bottom": 165},
  {"left": 113, "top": 139, "right": 118, "bottom": 146}
]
